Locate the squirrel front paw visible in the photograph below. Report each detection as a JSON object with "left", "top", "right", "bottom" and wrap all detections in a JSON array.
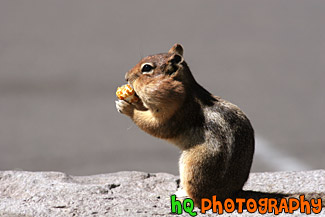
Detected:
[{"left": 115, "top": 99, "right": 135, "bottom": 116}]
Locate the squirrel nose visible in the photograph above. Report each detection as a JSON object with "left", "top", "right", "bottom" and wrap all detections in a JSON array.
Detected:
[{"left": 125, "top": 73, "right": 129, "bottom": 82}]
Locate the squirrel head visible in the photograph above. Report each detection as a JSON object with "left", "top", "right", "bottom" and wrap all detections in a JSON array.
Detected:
[
  {"left": 125, "top": 44, "right": 188, "bottom": 83},
  {"left": 125, "top": 44, "right": 194, "bottom": 115}
]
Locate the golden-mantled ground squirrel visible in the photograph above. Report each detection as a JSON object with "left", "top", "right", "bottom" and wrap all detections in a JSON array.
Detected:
[{"left": 116, "top": 44, "right": 254, "bottom": 206}]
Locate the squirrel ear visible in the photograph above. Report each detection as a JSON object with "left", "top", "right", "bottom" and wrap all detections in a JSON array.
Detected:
[
  {"left": 168, "top": 54, "right": 183, "bottom": 65},
  {"left": 168, "top": 43, "right": 183, "bottom": 56},
  {"left": 166, "top": 53, "right": 183, "bottom": 76}
]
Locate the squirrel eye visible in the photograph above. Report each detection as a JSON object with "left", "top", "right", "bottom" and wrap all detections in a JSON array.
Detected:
[{"left": 141, "top": 64, "right": 154, "bottom": 74}]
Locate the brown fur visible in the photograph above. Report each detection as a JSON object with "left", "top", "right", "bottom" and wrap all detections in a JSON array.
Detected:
[{"left": 116, "top": 44, "right": 255, "bottom": 207}]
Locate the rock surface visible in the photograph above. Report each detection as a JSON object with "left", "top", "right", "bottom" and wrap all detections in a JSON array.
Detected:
[{"left": 0, "top": 170, "right": 324, "bottom": 216}]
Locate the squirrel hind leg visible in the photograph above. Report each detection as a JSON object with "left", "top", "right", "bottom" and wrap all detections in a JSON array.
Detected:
[
  {"left": 179, "top": 146, "right": 233, "bottom": 207},
  {"left": 182, "top": 179, "right": 227, "bottom": 207}
]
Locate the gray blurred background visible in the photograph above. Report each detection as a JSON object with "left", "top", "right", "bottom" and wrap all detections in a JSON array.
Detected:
[{"left": 0, "top": 0, "right": 324, "bottom": 176}]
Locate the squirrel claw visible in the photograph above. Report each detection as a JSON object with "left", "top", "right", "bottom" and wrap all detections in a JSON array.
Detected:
[{"left": 115, "top": 99, "right": 134, "bottom": 116}]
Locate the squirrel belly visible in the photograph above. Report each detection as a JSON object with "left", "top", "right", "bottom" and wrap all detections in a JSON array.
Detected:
[{"left": 116, "top": 44, "right": 255, "bottom": 206}]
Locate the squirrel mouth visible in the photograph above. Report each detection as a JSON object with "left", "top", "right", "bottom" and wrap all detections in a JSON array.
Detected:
[
  {"left": 128, "top": 82, "right": 140, "bottom": 100},
  {"left": 134, "top": 91, "right": 139, "bottom": 99}
]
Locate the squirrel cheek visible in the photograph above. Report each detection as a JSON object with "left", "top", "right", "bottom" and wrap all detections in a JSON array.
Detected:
[{"left": 151, "top": 80, "right": 185, "bottom": 105}]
